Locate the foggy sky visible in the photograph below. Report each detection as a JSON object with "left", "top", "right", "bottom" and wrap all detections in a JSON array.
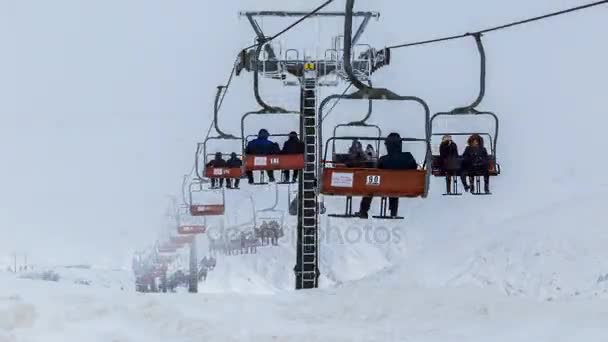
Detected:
[{"left": 1, "top": 0, "right": 606, "bottom": 268}]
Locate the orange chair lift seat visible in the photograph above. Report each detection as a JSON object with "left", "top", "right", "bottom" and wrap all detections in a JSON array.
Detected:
[
  {"left": 321, "top": 166, "right": 427, "bottom": 198},
  {"left": 204, "top": 166, "right": 243, "bottom": 179},
  {"left": 244, "top": 154, "right": 304, "bottom": 171},
  {"left": 189, "top": 204, "right": 225, "bottom": 216},
  {"left": 177, "top": 225, "right": 207, "bottom": 235}
]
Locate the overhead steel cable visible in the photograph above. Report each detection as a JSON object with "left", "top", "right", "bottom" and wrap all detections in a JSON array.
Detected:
[
  {"left": 217, "top": 56, "right": 240, "bottom": 113},
  {"left": 387, "top": 0, "right": 608, "bottom": 49},
  {"left": 322, "top": 82, "right": 353, "bottom": 121}
]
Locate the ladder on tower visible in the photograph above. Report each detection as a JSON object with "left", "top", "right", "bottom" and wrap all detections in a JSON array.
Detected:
[{"left": 295, "top": 64, "right": 320, "bottom": 289}]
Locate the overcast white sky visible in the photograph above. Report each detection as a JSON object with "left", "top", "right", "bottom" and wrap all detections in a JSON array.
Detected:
[{"left": 1, "top": 0, "right": 606, "bottom": 268}]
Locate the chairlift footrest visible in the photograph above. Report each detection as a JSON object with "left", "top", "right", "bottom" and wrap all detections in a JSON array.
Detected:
[
  {"left": 328, "top": 214, "right": 359, "bottom": 219},
  {"left": 372, "top": 215, "right": 405, "bottom": 220}
]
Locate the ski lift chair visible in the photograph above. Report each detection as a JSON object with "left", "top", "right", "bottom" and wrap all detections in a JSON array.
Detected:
[
  {"left": 189, "top": 179, "right": 225, "bottom": 216},
  {"left": 327, "top": 122, "right": 382, "bottom": 218},
  {"left": 197, "top": 138, "right": 244, "bottom": 189},
  {"left": 430, "top": 32, "right": 501, "bottom": 196},
  {"left": 176, "top": 205, "right": 207, "bottom": 235},
  {"left": 321, "top": 136, "right": 431, "bottom": 219},
  {"left": 242, "top": 133, "right": 305, "bottom": 185},
  {"left": 430, "top": 114, "right": 500, "bottom": 196},
  {"left": 241, "top": 111, "right": 304, "bottom": 185}
]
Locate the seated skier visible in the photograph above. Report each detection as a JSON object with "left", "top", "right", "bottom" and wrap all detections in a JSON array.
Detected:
[
  {"left": 245, "top": 129, "right": 280, "bottom": 183},
  {"left": 357, "top": 133, "right": 418, "bottom": 219}
]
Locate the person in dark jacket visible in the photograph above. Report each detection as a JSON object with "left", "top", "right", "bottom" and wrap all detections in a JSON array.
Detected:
[
  {"left": 358, "top": 133, "right": 418, "bottom": 219},
  {"left": 281, "top": 131, "right": 304, "bottom": 183},
  {"left": 460, "top": 134, "right": 490, "bottom": 193},
  {"left": 366, "top": 144, "right": 378, "bottom": 162},
  {"left": 245, "top": 129, "right": 280, "bottom": 184},
  {"left": 439, "top": 135, "right": 460, "bottom": 194},
  {"left": 206, "top": 152, "right": 226, "bottom": 188},
  {"left": 346, "top": 139, "right": 371, "bottom": 167},
  {"left": 226, "top": 152, "right": 242, "bottom": 189}
]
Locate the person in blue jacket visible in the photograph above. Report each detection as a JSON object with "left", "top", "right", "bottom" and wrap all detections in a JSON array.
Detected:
[{"left": 245, "top": 129, "right": 280, "bottom": 183}]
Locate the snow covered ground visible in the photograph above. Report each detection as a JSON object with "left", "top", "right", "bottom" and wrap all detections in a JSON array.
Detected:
[
  {"left": 3, "top": 267, "right": 608, "bottom": 342},
  {"left": 3, "top": 181, "right": 608, "bottom": 341}
]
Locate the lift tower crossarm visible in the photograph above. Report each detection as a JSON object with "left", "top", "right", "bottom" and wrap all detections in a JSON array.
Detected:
[
  {"left": 239, "top": 11, "right": 379, "bottom": 18},
  {"left": 240, "top": 11, "right": 379, "bottom": 47}
]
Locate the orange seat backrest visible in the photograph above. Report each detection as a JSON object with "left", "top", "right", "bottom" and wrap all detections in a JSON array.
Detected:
[
  {"left": 245, "top": 154, "right": 305, "bottom": 171},
  {"left": 189, "top": 204, "right": 225, "bottom": 216},
  {"left": 321, "top": 167, "right": 426, "bottom": 197},
  {"left": 204, "top": 167, "right": 243, "bottom": 179},
  {"left": 177, "top": 225, "right": 207, "bottom": 235}
]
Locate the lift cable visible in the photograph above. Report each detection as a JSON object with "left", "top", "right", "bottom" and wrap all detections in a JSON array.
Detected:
[
  {"left": 387, "top": 0, "right": 608, "bottom": 50},
  {"left": 217, "top": 56, "right": 240, "bottom": 113},
  {"left": 322, "top": 83, "right": 353, "bottom": 121}
]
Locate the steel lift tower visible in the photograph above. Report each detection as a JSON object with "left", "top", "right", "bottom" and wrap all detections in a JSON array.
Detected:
[{"left": 237, "top": 10, "right": 389, "bottom": 289}]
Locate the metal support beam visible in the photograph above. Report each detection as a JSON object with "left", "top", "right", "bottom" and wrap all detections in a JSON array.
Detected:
[
  {"left": 188, "top": 239, "right": 198, "bottom": 293},
  {"left": 239, "top": 11, "right": 380, "bottom": 18}
]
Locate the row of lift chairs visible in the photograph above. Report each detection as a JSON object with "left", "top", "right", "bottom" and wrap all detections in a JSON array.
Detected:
[{"left": 189, "top": 33, "right": 501, "bottom": 221}]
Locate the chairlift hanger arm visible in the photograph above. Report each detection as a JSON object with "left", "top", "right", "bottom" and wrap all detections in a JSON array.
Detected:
[
  {"left": 181, "top": 174, "right": 190, "bottom": 207},
  {"left": 253, "top": 41, "right": 289, "bottom": 113},
  {"left": 343, "top": 0, "right": 398, "bottom": 99},
  {"left": 453, "top": 33, "right": 486, "bottom": 113},
  {"left": 195, "top": 143, "right": 204, "bottom": 180},
  {"left": 213, "top": 86, "right": 239, "bottom": 139},
  {"left": 349, "top": 80, "right": 373, "bottom": 125}
]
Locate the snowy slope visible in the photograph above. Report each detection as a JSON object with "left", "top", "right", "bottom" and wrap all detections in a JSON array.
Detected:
[{"left": 3, "top": 271, "right": 608, "bottom": 342}]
